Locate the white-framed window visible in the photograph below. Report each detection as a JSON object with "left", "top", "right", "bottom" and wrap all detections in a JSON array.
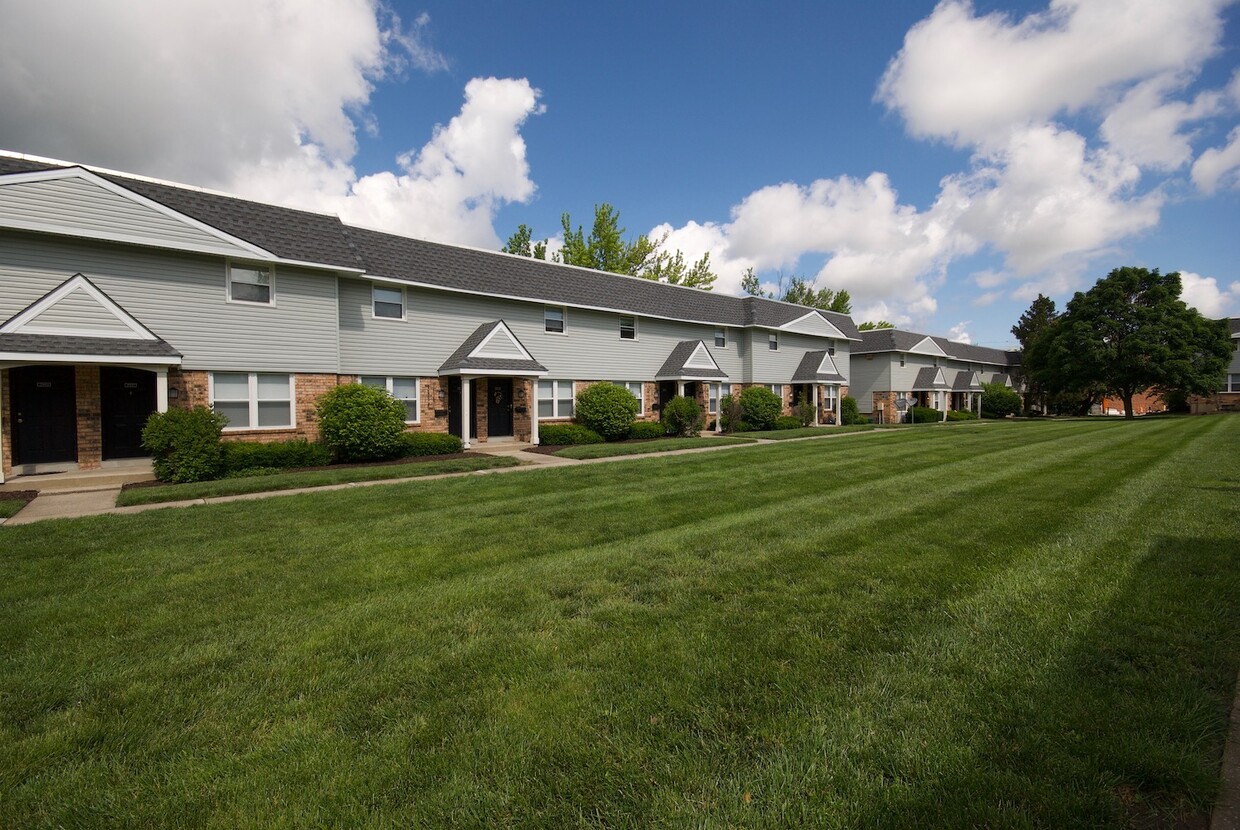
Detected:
[
  {"left": 360, "top": 376, "right": 420, "bottom": 422},
  {"left": 227, "top": 263, "right": 273, "bottom": 305},
  {"left": 210, "top": 372, "right": 294, "bottom": 430},
  {"left": 899, "top": 354, "right": 906, "bottom": 367},
  {"left": 822, "top": 385, "right": 838, "bottom": 409},
  {"left": 768, "top": 383, "right": 782, "bottom": 397},
  {"left": 708, "top": 383, "right": 720, "bottom": 414},
  {"left": 619, "top": 315, "right": 637, "bottom": 340},
  {"left": 616, "top": 381, "right": 644, "bottom": 415},
  {"left": 538, "top": 379, "right": 575, "bottom": 418},
  {"left": 372, "top": 285, "right": 405, "bottom": 320},
  {"left": 1226, "top": 374, "right": 1240, "bottom": 392},
  {"left": 545, "top": 306, "right": 566, "bottom": 334},
  {"left": 715, "top": 328, "right": 727, "bottom": 348},
  {"left": 768, "top": 332, "right": 779, "bottom": 351},
  {"left": 828, "top": 346, "right": 835, "bottom": 356}
]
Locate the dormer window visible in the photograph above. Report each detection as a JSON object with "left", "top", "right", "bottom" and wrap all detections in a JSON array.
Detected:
[
  {"left": 228, "top": 264, "right": 272, "bottom": 305},
  {"left": 545, "top": 306, "right": 565, "bottom": 334}
]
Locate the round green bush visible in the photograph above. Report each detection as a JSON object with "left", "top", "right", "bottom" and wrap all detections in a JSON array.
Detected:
[
  {"left": 539, "top": 423, "right": 604, "bottom": 445},
  {"left": 141, "top": 406, "right": 227, "bottom": 483},
  {"left": 316, "top": 383, "right": 408, "bottom": 462},
  {"left": 738, "top": 386, "right": 782, "bottom": 431},
  {"left": 627, "top": 420, "right": 666, "bottom": 439},
  {"left": 575, "top": 382, "right": 639, "bottom": 440},
  {"left": 661, "top": 395, "right": 703, "bottom": 437},
  {"left": 774, "top": 415, "right": 803, "bottom": 430},
  {"left": 840, "top": 395, "right": 865, "bottom": 425},
  {"left": 981, "top": 382, "right": 1022, "bottom": 418}
]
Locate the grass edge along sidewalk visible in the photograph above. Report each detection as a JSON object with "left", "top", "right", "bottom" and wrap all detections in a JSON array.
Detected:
[{"left": 1, "top": 418, "right": 1237, "bottom": 827}]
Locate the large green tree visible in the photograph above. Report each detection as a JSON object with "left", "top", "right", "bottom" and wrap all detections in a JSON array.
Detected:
[
  {"left": 740, "top": 268, "right": 851, "bottom": 314},
  {"left": 503, "top": 204, "right": 716, "bottom": 289},
  {"left": 1010, "top": 294, "right": 1058, "bottom": 411},
  {"left": 1032, "top": 267, "right": 1232, "bottom": 419}
]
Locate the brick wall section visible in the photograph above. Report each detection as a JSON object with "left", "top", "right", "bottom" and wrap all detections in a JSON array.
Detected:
[
  {"left": 473, "top": 378, "right": 490, "bottom": 442},
  {"left": 175, "top": 370, "right": 348, "bottom": 443},
  {"left": 75, "top": 366, "right": 102, "bottom": 470},
  {"left": 1, "top": 369, "right": 10, "bottom": 478},
  {"left": 1190, "top": 392, "right": 1240, "bottom": 414},
  {"left": 873, "top": 391, "right": 898, "bottom": 425},
  {"left": 512, "top": 378, "right": 533, "bottom": 442}
]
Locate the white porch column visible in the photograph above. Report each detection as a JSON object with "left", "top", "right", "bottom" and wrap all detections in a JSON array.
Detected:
[
  {"left": 460, "top": 376, "right": 472, "bottom": 449},
  {"left": 530, "top": 378, "right": 540, "bottom": 446},
  {"left": 834, "top": 385, "right": 841, "bottom": 425},
  {"left": 812, "top": 385, "right": 820, "bottom": 426},
  {"left": 156, "top": 369, "right": 169, "bottom": 413},
  {"left": 714, "top": 384, "right": 722, "bottom": 433}
]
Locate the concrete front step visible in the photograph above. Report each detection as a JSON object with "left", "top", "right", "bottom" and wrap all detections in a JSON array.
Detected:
[{"left": 2, "top": 463, "right": 155, "bottom": 494}]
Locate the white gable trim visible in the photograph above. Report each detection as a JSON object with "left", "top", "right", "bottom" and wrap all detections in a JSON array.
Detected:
[
  {"left": 469, "top": 321, "right": 535, "bottom": 361},
  {"left": 0, "top": 167, "right": 278, "bottom": 260},
  {"left": 817, "top": 352, "right": 839, "bottom": 376},
  {"left": 780, "top": 310, "right": 847, "bottom": 339},
  {"left": 683, "top": 341, "right": 721, "bottom": 371},
  {"left": 934, "top": 368, "right": 948, "bottom": 386},
  {"left": 909, "top": 336, "right": 948, "bottom": 357},
  {"left": 0, "top": 274, "right": 156, "bottom": 340}
]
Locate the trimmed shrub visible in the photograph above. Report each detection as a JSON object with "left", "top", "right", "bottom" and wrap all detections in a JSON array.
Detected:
[
  {"left": 539, "top": 423, "right": 604, "bottom": 445},
  {"left": 738, "top": 386, "right": 782, "bottom": 431},
  {"left": 661, "top": 395, "right": 704, "bottom": 437},
  {"left": 946, "top": 409, "right": 978, "bottom": 421},
  {"left": 141, "top": 406, "right": 227, "bottom": 483},
  {"left": 575, "top": 382, "right": 639, "bottom": 441},
  {"left": 398, "top": 431, "right": 464, "bottom": 457},
  {"left": 225, "top": 466, "right": 282, "bottom": 479},
  {"left": 774, "top": 415, "right": 803, "bottom": 430},
  {"left": 222, "top": 439, "right": 331, "bottom": 473},
  {"left": 981, "top": 382, "right": 1022, "bottom": 419},
  {"left": 627, "top": 420, "right": 666, "bottom": 440},
  {"left": 719, "top": 393, "right": 744, "bottom": 432},
  {"left": 840, "top": 395, "right": 865, "bottom": 425},
  {"left": 317, "top": 383, "right": 408, "bottom": 462},
  {"left": 792, "top": 393, "right": 815, "bottom": 427},
  {"left": 908, "top": 405, "right": 942, "bottom": 424}
]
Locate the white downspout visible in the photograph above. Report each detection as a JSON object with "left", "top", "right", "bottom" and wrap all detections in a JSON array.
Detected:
[
  {"left": 834, "top": 385, "right": 841, "bottom": 425},
  {"left": 460, "top": 376, "right": 472, "bottom": 449},
  {"left": 530, "top": 378, "right": 540, "bottom": 445},
  {"left": 714, "top": 384, "right": 722, "bottom": 433},
  {"left": 156, "top": 369, "right": 169, "bottom": 413},
  {"left": 0, "top": 368, "right": 6, "bottom": 484},
  {"left": 812, "top": 384, "right": 820, "bottom": 427}
]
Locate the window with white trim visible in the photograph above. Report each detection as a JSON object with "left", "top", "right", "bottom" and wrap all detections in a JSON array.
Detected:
[
  {"left": 360, "top": 376, "right": 420, "bottom": 422},
  {"left": 538, "top": 380, "right": 575, "bottom": 418},
  {"left": 714, "top": 328, "right": 727, "bottom": 348},
  {"left": 228, "top": 264, "right": 273, "bottom": 304},
  {"left": 616, "top": 381, "right": 644, "bottom": 414},
  {"left": 768, "top": 383, "right": 782, "bottom": 396},
  {"left": 708, "top": 383, "right": 720, "bottom": 414},
  {"left": 211, "top": 372, "right": 294, "bottom": 429},
  {"left": 1226, "top": 373, "right": 1240, "bottom": 392},
  {"left": 372, "top": 285, "right": 405, "bottom": 320},
  {"left": 619, "top": 315, "right": 636, "bottom": 340},
  {"left": 544, "top": 306, "right": 565, "bottom": 334},
  {"left": 768, "top": 332, "right": 779, "bottom": 351},
  {"left": 822, "top": 385, "right": 838, "bottom": 409},
  {"left": 828, "top": 346, "right": 835, "bottom": 356},
  {"left": 899, "top": 354, "right": 906, "bottom": 367}
]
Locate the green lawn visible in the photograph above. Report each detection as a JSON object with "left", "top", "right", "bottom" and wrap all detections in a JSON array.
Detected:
[
  {"left": 551, "top": 435, "right": 754, "bottom": 459},
  {"left": 0, "top": 498, "right": 30, "bottom": 519},
  {"left": 114, "top": 455, "right": 521, "bottom": 506},
  {"left": 2, "top": 418, "right": 1238, "bottom": 827},
  {"left": 731, "top": 423, "right": 885, "bottom": 439}
]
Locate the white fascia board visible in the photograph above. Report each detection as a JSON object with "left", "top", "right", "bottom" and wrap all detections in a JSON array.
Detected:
[
  {"left": 1, "top": 274, "right": 155, "bottom": 339},
  {"left": 909, "top": 336, "right": 948, "bottom": 357},
  {"left": 683, "top": 342, "right": 721, "bottom": 371},
  {"left": 438, "top": 367, "right": 547, "bottom": 377},
  {"left": 0, "top": 352, "right": 181, "bottom": 365}
]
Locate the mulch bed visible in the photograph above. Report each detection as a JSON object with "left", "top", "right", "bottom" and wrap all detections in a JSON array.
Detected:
[
  {"left": 120, "top": 452, "right": 495, "bottom": 492},
  {"left": 0, "top": 490, "right": 38, "bottom": 502}
]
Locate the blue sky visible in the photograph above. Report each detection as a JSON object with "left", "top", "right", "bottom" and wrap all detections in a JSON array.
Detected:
[{"left": 2, "top": 0, "right": 1238, "bottom": 348}]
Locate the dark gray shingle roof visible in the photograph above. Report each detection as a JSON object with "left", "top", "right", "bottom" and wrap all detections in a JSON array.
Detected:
[
  {"left": 438, "top": 321, "right": 547, "bottom": 374},
  {"left": 791, "top": 351, "right": 847, "bottom": 383},
  {"left": 855, "top": 327, "right": 1012, "bottom": 366},
  {"left": 912, "top": 367, "right": 950, "bottom": 390},
  {"left": 0, "top": 332, "right": 180, "bottom": 358},
  {"left": 1229, "top": 317, "right": 1240, "bottom": 336},
  {"left": 656, "top": 340, "right": 727, "bottom": 379},
  {"left": 952, "top": 370, "right": 984, "bottom": 391}
]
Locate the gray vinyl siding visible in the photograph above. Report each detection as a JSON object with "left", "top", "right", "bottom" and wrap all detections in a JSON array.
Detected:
[
  {"left": 1229, "top": 340, "right": 1240, "bottom": 376},
  {"left": 0, "top": 231, "right": 338, "bottom": 371},
  {"left": 0, "top": 176, "right": 253, "bottom": 258},
  {"left": 845, "top": 353, "right": 890, "bottom": 412},
  {"left": 339, "top": 279, "right": 747, "bottom": 381},
  {"left": 749, "top": 330, "right": 842, "bottom": 383},
  {"left": 889, "top": 354, "right": 938, "bottom": 391},
  {"left": 26, "top": 288, "right": 133, "bottom": 335}
]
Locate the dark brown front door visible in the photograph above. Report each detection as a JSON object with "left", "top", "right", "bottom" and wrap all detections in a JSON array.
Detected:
[
  {"left": 10, "top": 365, "right": 77, "bottom": 465},
  {"left": 101, "top": 367, "right": 157, "bottom": 459},
  {"left": 487, "top": 378, "right": 513, "bottom": 437}
]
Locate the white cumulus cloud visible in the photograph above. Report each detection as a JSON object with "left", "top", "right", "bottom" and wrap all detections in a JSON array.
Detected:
[{"left": 1178, "top": 270, "right": 1240, "bottom": 316}]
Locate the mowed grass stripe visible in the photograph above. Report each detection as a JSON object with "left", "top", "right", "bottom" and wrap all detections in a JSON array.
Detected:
[{"left": 0, "top": 418, "right": 1236, "bottom": 828}]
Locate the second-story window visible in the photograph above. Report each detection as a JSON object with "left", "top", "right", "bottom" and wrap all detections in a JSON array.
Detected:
[
  {"left": 619, "top": 315, "right": 636, "bottom": 340},
  {"left": 372, "top": 285, "right": 405, "bottom": 319},
  {"left": 545, "top": 306, "right": 565, "bottom": 334},
  {"left": 769, "top": 332, "right": 779, "bottom": 351},
  {"left": 228, "top": 264, "right": 272, "bottom": 305},
  {"left": 715, "top": 327, "right": 727, "bottom": 348},
  {"left": 900, "top": 354, "right": 906, "bottom": 367}
]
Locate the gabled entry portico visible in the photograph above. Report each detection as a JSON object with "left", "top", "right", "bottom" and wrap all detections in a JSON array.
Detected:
[
  {"left": 439, "top": 321, "right": 547, "bottom": 448},
  {"left": 792, "top": 350, "right": 847, "bottom": 425},
  {"left": 656, "top": 340, "right": 729, "bottom": 432},
  {"left": 0, "top": 275, "right": 181, "bottom": 483}
]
